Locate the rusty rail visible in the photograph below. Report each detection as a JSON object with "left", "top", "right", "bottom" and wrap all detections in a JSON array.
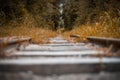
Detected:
[
  {"left": 0, "top": 37, "right": 31, "bottom": 45},
  {"left": 0, "top": 37, "right": 31, "bottom": 57},
  {"left": 87, "top": 36, "right": 120, "bottom": 47}
]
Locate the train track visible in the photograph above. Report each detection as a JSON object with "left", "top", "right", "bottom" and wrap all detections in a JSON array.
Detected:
[{"left": 0, "top": 35, "right": 120, "bottom": 80}]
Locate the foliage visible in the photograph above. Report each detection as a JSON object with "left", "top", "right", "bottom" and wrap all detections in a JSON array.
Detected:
[
  {"left": 0, "top": 0, "right": 120, "bottom": 41},
  {"left": 64, "top": 0, "right": 120, "bottom": 30},
  {"left": 63, "top": 0, "right": 120, "bottom": 42},
  {"left": 0, "top": 0, "right": 58, "bottom": 43},
  {"left": 0, "top": 0, "right": 60, "bottom": 30}
]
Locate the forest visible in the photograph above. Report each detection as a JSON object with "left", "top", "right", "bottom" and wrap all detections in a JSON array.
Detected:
[{"left": 0, "top": 0, "right": 120, "bottom": 42}]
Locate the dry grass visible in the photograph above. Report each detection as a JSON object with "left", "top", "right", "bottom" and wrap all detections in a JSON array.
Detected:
[
  {"left": 0, "top": 14, "right": 57, "bottom": 44},
  {"left": 63, "top": 11, "right": 120, "bottom": 42},
  {"left": 0, "top": 26, "right": 57, "bottom": 44},
  {"left": 63, "top": 24, "right": 120, "bottom": 42}
]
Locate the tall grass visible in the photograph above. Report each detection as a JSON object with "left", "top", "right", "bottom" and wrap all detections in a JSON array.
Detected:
[
  {"left": 63, "top": 11, "right": 120, "bottom": 42},
  {"left": 0, "top": 13, "right": 57, "bottom": 44}
]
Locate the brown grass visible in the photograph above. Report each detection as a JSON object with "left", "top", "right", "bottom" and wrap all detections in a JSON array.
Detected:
[
  {"left": 0, "top": 14, "right": 57, "bottom": 44},
  {"left": 63, "top": 24, "right": 120, "bottom": 42},
  {"left": 0, "top": 26, "right": 57, "bottom": 44},
  {"left": 63, "top": 11, "right": 120, "bottom": 42},
  {"left": 0, "top": 14, "right": 58, "bottom": 58}
]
